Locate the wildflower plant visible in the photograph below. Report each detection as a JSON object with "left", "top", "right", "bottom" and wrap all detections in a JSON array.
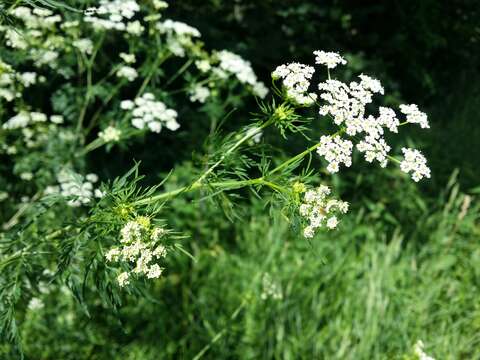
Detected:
[{"left": 0, "top": 1, "right": 432, "bottom": 355}]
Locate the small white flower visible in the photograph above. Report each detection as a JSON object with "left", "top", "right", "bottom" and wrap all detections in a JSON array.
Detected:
[
  {"left": 119, "top": 53, "right": 136, "bottom": 64},
  {"left": 18, "top": 72, "right": 37, "bottom": 87},
  {"left": 99, "top": 126, "right": 122, "bottom": 142},
  {"left": 189, "top": 85, "right": 210, "bottom": 103},
  {"left": 356, "top": 135, "right": 390, "bottom": 167},
  {"left": 50, "top": 115, "right": 64, "bottom": 124},
  {"left": 313, "top": 50, "right": 347, "bottom": 69},
  {"left": 377, "top": 107, "right": 399, "bottom": 133},
  {"left": 122, "top": 93, "right": 179, "bottom": 133},
  {"left": 86, "top": 173, "right": 99, "bottom": 183},
  {"left": 146, "top": 264, "right": 163, "bottom": 279},
  {"left": 120, "top": 221, "right": 142, "bottom": 243},
  {"left": 73, "top": 39, "right": 94, "bottom": 54},
  {"left": 126, "top": 20, "right": 144, "bottom": 35},
  {"left": 326, "top": 216, "right": 339, "bottom": 229},
  {"left": 413, "top": 340, "right": 436, "bottom": 360},
  {"left": 272, "top": 62, "right": 316, "bottom": 106},
  {"left": 153, "top": 0, "right": 169, "bottom": 10},
  {"left": 28, "top": 298, "right": 44, "bottom": 311},
  {"left": 316, "top": 135, "right": 353, "bottom": 173},
  {"left": 400, "top": 147, "right": 431, "bottom": 182},
  {"left": 358, "top": 74, "right": 384, "bottom": 95},
  {"left": 106, "top": 248, "right": 121, "bottom": 262},
  {"left": 151, "top": 227, "right": 166, "bottom": 241},
  {"left": 120, "top": 100, "right": 135, "bottom": 110},
  {"left": 195, "top": 59, "right": 211, "bottom": 73},
  {"left": 399, "top": 104, "right": 429, "bottom": 129},
  {"left": 20, "top": 172, "right": 33, "bottom": 181},
  {"left": 299, "top": 185, "right": 348, "bottom": 238},
  {"left": 252, "top": 82, "right": 269, "bottom": 99},
  {"left": 303, "top": 226, "right": 315, "bottom": 239},
  {"left": 31, "top": 112, "right": 47, "bottom": 122},
  {"left": 216, "top": 50, "right": 266, "bottom": 98},
  {"left": 153, "top": 244, "right": 167, "bottom": 258},
  {"left": 117, "top": 66, "right": 138, "bottom": 81},
  {"left": 117, "top": 272, "right": 130, "bottom": 287}
]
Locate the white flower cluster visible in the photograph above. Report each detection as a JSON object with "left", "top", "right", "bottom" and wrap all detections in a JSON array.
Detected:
[
  {"left": 2, "top": 111, "right": 62, "bottom": 130},
  {"left": 0, "top": 59, "right": 45, "bottom": 101},
  {"left": 260, "top": 273, "right": 283, "bottom": 300},
  {"left": 316, "top": 135, "right": 353, "bottom": 173},
  {"left": 9, "top": 6, "right": 61, "bottom": 31},
  {"left": 105, "top": 218, "right": 168, "bottom": 287},
  {"left": 299, "top": 185, "right": 348, "bottom": 238},
  {"left": 413, "top": 340, "right": 435, "bottom": 360},
  {"left": 272, "top": 63, "right": 317, "bottom": 105},
  {"left": 2, "top": 7, "right": 64, "bottom": 69},
  {"left": 400, "top": 104, "right": 430, "bottom": 128},
  {"left": 216, "top": 50, "right": 268, "bottom": 98},
  {"left": 72, "top": 39, "right": 94, "bottom": 54},
  {"left": 400, "top": 148, "right": 431, "bottom": 182},
  {"left": 85, "top": 0, "right": 141, "bottom": 32},
  {"left": 318, "top": 76, "right": 385, "bottom": 135},
  {"left": 121, "top": 93, "right": 180, "bottom": 133},
  {"left": 99, "top": 126, "right": 122, "bottom": 142},
  {"left": 119, "top": 53, "right": 136, "bottom": 64},
  {"left": 189, "top": 85, "right": 210, "bottom": 103},
  {"left": 314, "top": 54, "right": 429, "bottom": 174},
  {"left": 195, "top": 59, "right": 211, "bottom": 73},
  {"left": 156, "top": 19, "right": 201, "bottom": 57},
  {"left": 317, "top": 75, "right": 405, "bottom": 168},
  {"left": 314, "top": 50, "right": 347, "bottom": 69},
  {"left": 47, "top": 169, "right": 103, "bottom": 207},
  {"left": 116, "top": 66, "right": 138, "bottom": 82}
]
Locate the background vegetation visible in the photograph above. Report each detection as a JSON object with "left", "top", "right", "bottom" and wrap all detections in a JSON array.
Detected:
[{"left": 1, "top": 0, "right": 479, "bottom": 359}]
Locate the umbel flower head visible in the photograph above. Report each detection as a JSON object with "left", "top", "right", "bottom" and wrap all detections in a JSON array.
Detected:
[
  {"left": 272, "top": 62, "right": 317, "bottom": 106},
  {"left": 299, "top": 185, "right": 349, "bottom": 238},
  {"left": 105, "top": 217, "right": 170, "bottom": 287},
  {"left": 121, "top": 93, "right": 179, "bottom": 133}
]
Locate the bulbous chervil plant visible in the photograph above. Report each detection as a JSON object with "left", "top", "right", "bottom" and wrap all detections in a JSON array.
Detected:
[{"left": 0, "top": 0, "right": 430, "bottom": 354}]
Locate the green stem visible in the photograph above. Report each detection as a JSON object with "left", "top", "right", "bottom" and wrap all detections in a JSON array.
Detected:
[
  {"left": 136, "top": 52, "right": 172, "bottom": 97},
  {"left": 193, "top": 120, "right": 274, "bottom": 186},
  {"left": 133, "top": 178, "right": 273, "bottom": 206},
  {"left": 164, "top": 58, "right": 193, "bottom": 88},
  {"left": 192, "top": 298, "right": 247, "bottom": 360},
  {"left": 269, "top": 128, "right": 344, "bottom": 175},
  {"left": 76, "top": 34, "right": 105, "bottom": 141}
]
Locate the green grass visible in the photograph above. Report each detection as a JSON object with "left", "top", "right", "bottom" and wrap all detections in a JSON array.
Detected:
[{"left": 13, "top": 174, "right": 479, "bottom": 359}]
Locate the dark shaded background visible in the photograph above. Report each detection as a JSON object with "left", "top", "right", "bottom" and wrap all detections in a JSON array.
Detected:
[{"left": 169, "top": 0, "right": 479, "bottom": 189}]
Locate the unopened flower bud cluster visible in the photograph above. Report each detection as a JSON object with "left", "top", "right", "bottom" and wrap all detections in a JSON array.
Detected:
[
  {"left": 299, "top": 185, "right": 349, "bottom": 238},
  {"left": 121, "top": 93, "right": 180, "bottom": 133},
  {"left": 105, "top": 217, "right": 169, "bottom": 287}
]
